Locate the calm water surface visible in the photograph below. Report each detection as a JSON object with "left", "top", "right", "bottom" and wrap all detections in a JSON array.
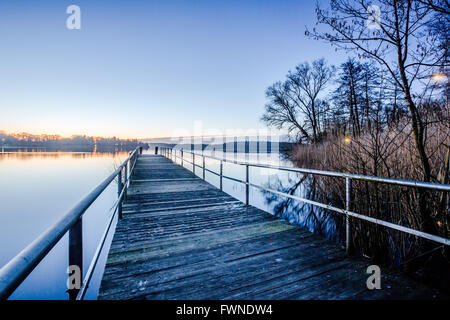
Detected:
[{"left": 0, "top": 150, "right": 130, "bottom": 299}]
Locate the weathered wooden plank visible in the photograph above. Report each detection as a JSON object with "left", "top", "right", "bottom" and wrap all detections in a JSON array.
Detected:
[
  {"left": 106, "top": 220, "right": 296, "bottom": 263},
  {"left": 98, "top": 154, "right": 444, "bottom": 300},
  {"left": 101, "top": 241, "right": 346, "bottom": 300}
]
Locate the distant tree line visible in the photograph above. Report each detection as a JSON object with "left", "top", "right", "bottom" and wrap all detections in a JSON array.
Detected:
[{"left": 0, "top": 132, "right": 147, "bottom": 151}]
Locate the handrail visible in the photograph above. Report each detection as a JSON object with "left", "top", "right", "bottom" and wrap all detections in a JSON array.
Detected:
[
  {"left": 169, "top": 148, "right": 450, "bottom": 191},
  {"left": 160, "top": 147, "right": 450, "bottom": 248},
  {"left": 0, "top": 147, "right": 142, "bottom": 300},
  {"left": 76, "top": 151, "right": 139, "bottom": 300}
]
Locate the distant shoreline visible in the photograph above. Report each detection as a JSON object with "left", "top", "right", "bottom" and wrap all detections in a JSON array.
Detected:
[{"left": 0, "top": 145, "right": 147, "bottom": 154}]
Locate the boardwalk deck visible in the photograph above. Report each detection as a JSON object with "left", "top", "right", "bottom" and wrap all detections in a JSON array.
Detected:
[{"left": 98, "top": 154, "right": 442, "bottom": 300}]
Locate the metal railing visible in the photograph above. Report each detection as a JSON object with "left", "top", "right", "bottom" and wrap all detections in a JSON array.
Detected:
[
  {"left": 0, "top": 147, "right": 143, "bottom": 300},
  {"left": 159, "top": 147, "right": 450, "bottom": 250}
]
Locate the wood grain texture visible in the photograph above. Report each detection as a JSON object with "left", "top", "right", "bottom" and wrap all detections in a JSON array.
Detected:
[{"left": 98, "top": 155, "right": 443, "bottom": 300}]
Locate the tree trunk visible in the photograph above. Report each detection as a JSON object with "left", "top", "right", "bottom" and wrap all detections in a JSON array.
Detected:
[{"left": 394, "top": 8, "right": 434, "bottom": 237}]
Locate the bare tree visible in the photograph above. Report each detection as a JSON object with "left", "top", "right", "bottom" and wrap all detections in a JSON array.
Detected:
[
  {"left": 307, "top": 0, "right": 448, "bottom": 182},
  {"left": 417, "top": 0, "right": 450, "bottom": 15},
  {"left": 333, "top": 58, "right": 383, "bottom": 136},
  {"left": 262, "top": 59, "right": 334, "bottom": 143}
]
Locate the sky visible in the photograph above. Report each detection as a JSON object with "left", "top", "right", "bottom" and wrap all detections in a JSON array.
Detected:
[{"left": 0, "top": 0, "right": 345, "bottom": 139}]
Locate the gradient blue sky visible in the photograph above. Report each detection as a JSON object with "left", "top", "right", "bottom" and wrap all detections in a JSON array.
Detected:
[{"left": 0, "top": 0, "right": 345, "bottom": 138}]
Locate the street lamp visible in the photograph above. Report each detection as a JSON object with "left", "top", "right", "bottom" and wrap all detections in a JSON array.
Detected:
[{"left": 431, "top": 72, "right": 448, "bottom": 82}]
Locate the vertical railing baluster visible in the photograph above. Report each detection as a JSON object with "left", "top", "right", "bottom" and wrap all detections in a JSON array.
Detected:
[
  {"left": 202, "top": 156, "right": 205, "bottom": 180},
  {"left": 124, "top": 162, "right": 128, "bottom": 200},
  {"left": 193, "top": 153, "right": 195, "bottom": 174},
  {"left": 345, "top": 177, "right": 352, "bottom": 254},
  {"left": 245, "top": 165, "right": 249, "bottom": 206},
  {"left": 68, "top": 218, "right": 83, "bottom": 300},
  {"left": 118, "top": 169, "right": 123, "bottom": 219},
  {"left": 220, "top": 160, "right": 223, "bottom": 191},
  {"left": 181, "top": 149, "right": 184, "bottom": 167}
]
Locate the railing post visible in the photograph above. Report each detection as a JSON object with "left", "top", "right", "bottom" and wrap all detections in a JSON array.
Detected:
[
  {"left": 220, "top": 160, "right": 223, "bottom": 191},
  {"left": 124, "top": 162, "right": 128, "bottom": 200},
  {"left": 202, "top": 156, "right": 205, "bottom": 180},
  {"left": 193, "top": 153, "right": 195, "bottom": 174},
  {"left": 245, "top": 164, "right": 249, "bottom": 206},
  {"left": 345, "top": 177, "right": 352, "bottom": 254},
  {"left": 181, "top": 149, "right": 184, "bottom": 166},
  {"left": 68, "top": 218, "right": 83, "bottom": 300},
  {"left": 118, "top": 169, "right": 123, "bottom": 219}
]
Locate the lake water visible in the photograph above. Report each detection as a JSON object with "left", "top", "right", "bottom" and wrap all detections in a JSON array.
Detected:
[
  {"left": 0, "top": 148, "right": 336, "bottom": 299},
  {"left": 0, "top": 150, "right": 130, "bottom": 300}
]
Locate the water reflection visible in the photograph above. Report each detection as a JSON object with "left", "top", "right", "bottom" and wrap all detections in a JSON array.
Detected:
[
  {"left": 262, "top": 174, "right": 343, "bottom": 244},
  {"left": 0, "top": 150, "right": 130, "bottom": 300},
  {"left": 1, "top": 146, "right": 138, "bottom": 154},
  {"left": 0, "top": 152, "right": 131, "bottom": 161}
]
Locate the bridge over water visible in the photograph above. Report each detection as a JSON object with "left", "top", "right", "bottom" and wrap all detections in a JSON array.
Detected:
[{"left": 0, "top": 147, "right": 448, "bottom": 300}]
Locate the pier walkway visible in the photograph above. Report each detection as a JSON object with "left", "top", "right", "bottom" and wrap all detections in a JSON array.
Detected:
[{"left": 98, "top": 155, "right": 441, "bottom": 300}]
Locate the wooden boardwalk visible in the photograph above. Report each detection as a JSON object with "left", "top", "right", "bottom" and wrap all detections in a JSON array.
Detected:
[{"left": 98, "top": 155, "right": 442, "bottom": 300}]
